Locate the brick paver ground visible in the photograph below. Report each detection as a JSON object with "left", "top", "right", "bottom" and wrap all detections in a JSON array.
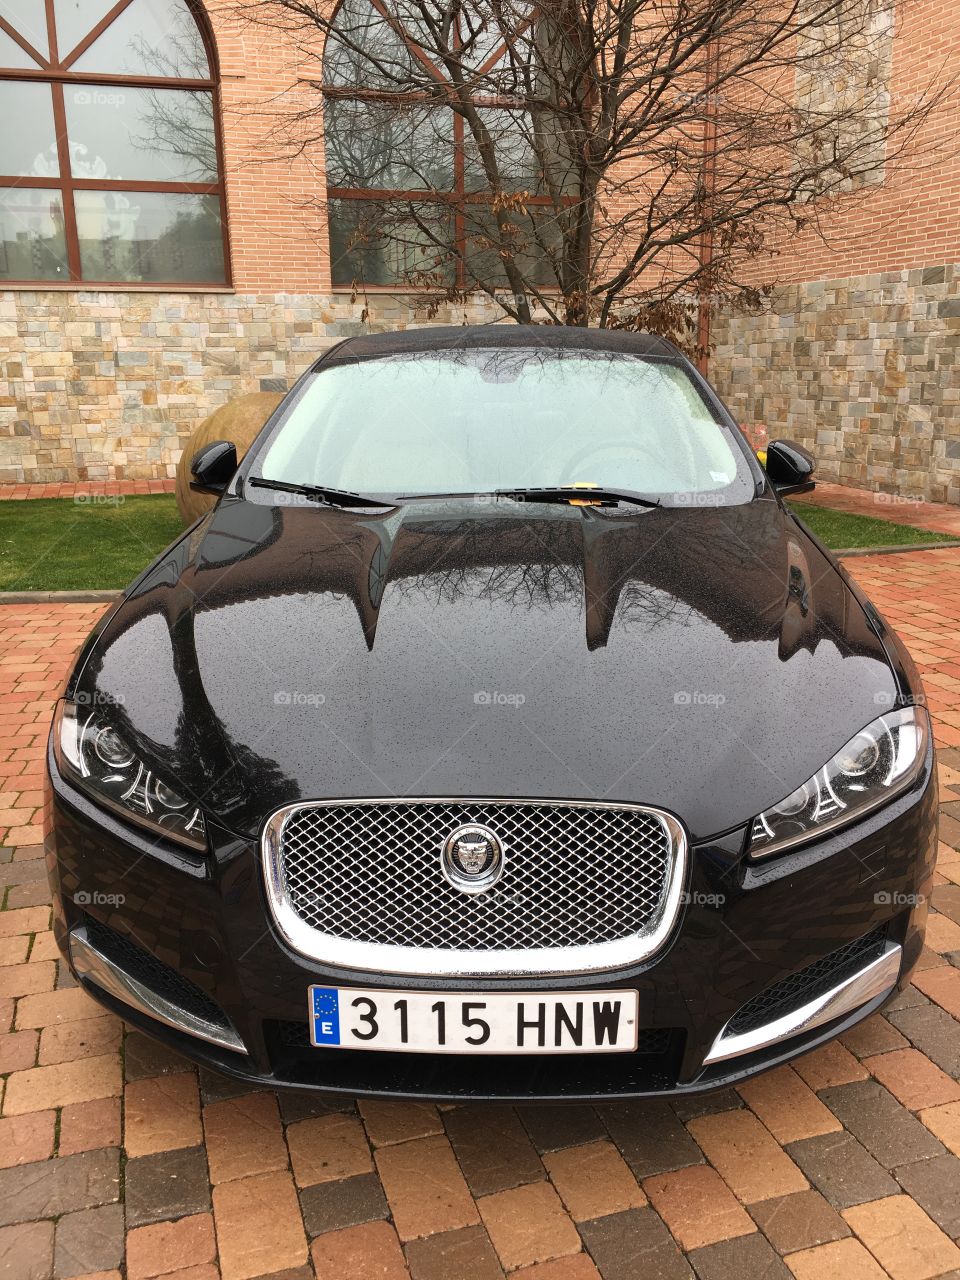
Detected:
[{"left": 2, "top": 549, "right": 960, "bottom": 1280}]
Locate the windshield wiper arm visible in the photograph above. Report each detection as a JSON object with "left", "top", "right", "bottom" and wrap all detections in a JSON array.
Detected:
[
  {"left": 493, "top": 487, "right": 661, "bottom": 509},
  {"left": 247, "top": 477, "right": 392, "bottom": 509}
]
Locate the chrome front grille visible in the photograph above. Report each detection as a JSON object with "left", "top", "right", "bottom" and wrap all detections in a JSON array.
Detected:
[{"left": 262, "top": 799, "right": 687, "bottom": 976}]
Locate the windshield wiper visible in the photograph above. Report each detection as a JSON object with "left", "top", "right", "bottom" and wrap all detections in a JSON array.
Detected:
[
  {"left": 392, "top": 487, "right": 661, "bottom": 508},
  {"left": 247, "top": 477, "right": 392, "bottom": 509},
  {"left": 493, "top": 487, "right": 661, "bottom": 509}
]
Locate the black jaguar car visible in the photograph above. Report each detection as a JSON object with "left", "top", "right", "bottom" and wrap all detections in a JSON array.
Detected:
[{"left": 46, "top": 326, "right": 937, "bottom": 1100}]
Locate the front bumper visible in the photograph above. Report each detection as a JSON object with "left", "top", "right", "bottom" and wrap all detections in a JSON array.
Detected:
[{"left": 45, "top": 739, "right": 937, "bottom": 1101}]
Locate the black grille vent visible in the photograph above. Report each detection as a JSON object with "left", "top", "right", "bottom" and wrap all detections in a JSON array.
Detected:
[{"left": 726, "top": 926, "right": 888, "bottom": 1037}]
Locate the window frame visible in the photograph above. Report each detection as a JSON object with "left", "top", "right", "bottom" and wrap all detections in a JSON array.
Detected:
[
  {"left": 0, "top": 0, "right": 232, "bottom": 289},
  {"left": 324, "top": 0, "right": 560, "bottom": 292}
]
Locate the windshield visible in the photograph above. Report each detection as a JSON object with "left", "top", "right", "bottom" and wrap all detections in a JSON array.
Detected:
[{"left": 252, "top": 348, "right": 755, "bottom": 505}]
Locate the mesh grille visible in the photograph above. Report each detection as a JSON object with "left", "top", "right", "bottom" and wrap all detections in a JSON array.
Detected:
[
  {"left": 275, "top": 801, "right": 674, "bottom": 952},
  {"left": 726, "top": 925, "right": 888, "bottom": 1037}
]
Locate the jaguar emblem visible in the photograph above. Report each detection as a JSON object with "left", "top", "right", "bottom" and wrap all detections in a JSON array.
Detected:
[{"left": 441, "top": 823, "right": 505, "bottom": 893}]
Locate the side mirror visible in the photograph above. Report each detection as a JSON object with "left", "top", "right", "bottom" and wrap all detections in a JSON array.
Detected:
[
  {"left": 765, "top": 439, "right": 816, "bottom": 496},
  {"left": 190, "top": 440, "right": 238, "bottom": 496}
]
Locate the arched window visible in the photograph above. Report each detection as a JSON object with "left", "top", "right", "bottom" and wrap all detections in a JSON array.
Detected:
[
  {"left": 0, "top": 0, "right": 228, "bottom": 285},
  {"left": 323, "top": 0, "right": 557, "bottom": 290}
]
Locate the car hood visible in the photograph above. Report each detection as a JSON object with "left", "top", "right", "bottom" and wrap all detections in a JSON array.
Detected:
[{"left": 75, "top": 494, "right": 897, "bottom": 844}]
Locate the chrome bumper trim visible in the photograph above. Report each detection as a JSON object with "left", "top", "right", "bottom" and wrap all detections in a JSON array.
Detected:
[
  {"left": 261, "top": 797, "right": 688, "bottom": 977},
  {"left": 69, "top": 928, "right": 247, "bottom": 1056},
  {"left": 703, "top": 942, "right": 902, "bottom": 1066}
]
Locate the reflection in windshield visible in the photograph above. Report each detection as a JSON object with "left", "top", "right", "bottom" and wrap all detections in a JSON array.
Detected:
[{"left": 254, "top": 349, "right": 754, "bottom": 506}]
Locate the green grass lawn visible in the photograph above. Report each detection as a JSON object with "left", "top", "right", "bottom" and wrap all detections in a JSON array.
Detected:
[
  {"left": 0, "top": 495, "right": 185, "bottom": 592},
  {"left": 0, "top": 493, "right": 957, "bottom": 592},
  {"left": 787, "top": 501, "right": 960, "bottom": 551}
]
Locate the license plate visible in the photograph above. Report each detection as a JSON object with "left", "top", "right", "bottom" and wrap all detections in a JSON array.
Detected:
[{"left": 308, "top": 986, "right": 639, "bottom": 1054}]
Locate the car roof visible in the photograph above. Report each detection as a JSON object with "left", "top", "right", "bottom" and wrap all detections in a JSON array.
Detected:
[{"left": 315, "top": 325, "right": 683, "bottom": 370}]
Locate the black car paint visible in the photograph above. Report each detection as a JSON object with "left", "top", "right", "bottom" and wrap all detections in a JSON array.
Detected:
[{"left": 46, "top": 326, "right": 937, "bottom": 1098}]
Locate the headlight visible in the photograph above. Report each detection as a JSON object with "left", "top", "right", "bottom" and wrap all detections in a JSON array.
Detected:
[
  {"left": 749, "top": 706, "right": 929, "bottom": 859},
  {"left": 53, "top": 699, "right": 207, "bottom": 852}
]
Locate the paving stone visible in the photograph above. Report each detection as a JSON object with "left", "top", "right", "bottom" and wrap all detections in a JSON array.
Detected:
[
  {"left": 123, "top": 1031, "right": 192, "bottom": 1082},
  {"left": 376, "top": 1133, "right": 479, "bottom": 1241},
  {"left": 600, "top": 1101, "right": 704, "bottom": 1178},
  {"left": 359, "top": 1100, "right": 442, "bottom": 1147},
  {"left": 124, "top": 1147, "right": 211, "bottom": 1228},
  {"left": 863, "top": 1046, "right": 960, "bottom": 1110},
  {"left": 0, "top": 1149, "right": 120, "bottom": 1227},
  {"left": 792, "top": 1042, "right": 869, "bottom": 1092},
  {"left": 912, "top": 964, "right": 960, "bottom": 1018},
  {"left": 842, "top": 1194, "right": 960, "bottom": 1279},
  {"left": 737, "top": 1067, "right": 842, "bottom": 1144},
  {"left": 126, "top": 1213, "right": 217, "bottom": 1280},
  {"left": 197, "top": 1068, "right": 259, "bottom": 1105},
  {"left": 3, "top": 1054, "right": 120, "bottom": 1115},
  {"left": 213, "top": 1171, "right": 308, "bottom": 1280},
  {"left": 919, "top": 1100, "right": 960, "bottom": 1155},
  {"left": 286, "top": 1113, "right": 373, "bottom": 1188},
  {"left": 0, "top": 1220, "right": 54, "bottom": 1280},
  {"left": 203, "top": 1092, "right": 288, "bottom": 1184},
  {"left": 518, "top": 1106, "right": 607, "bottom": 1154},
  {"left": 0, "top": 1112, "right": 55, "bottom": 1169},
  {"left": 579, "top": 1207, "right": 693, "bottom": 1280},
  {"left": 14, "top": 988, "right": 106, "bottom": 1031},
  {"left": 786, "top": 1132, "right": 899, "bottom": 1209},
  {"left": 54, "top": 1204, "right": 124, "bottom": 1278},
  {"left": 888, "top": 1002, "right": 960, "bottom": 1076},
  {"left": 124, "top": 1073, "right": 202, "bottom": 1158},
  {"left": 785, "top": 1237, "right": 888, "bottom": 1280},
  {"left": 299, "top": 1173, "right": 389, "bottom": 1238},
  {"left": 840, "top": 1018, "right": 909, "bottom": 1064},
  {"left": 686, "top": 1111, "right": 807, "bottom": 1203},
  {"left": 58, "top": 1097, "right": 122, "bottom": 1157},
  {"left": 405, "top": 1224, "right": 505, "bottom": 1280},
  {"left": 478, "top": 1182, "right": 580, "bottom": 1271},
  {"left": 444, "top": 1105, "right": 544, "bottom": 1196},
  {"left": 819, "top": 1080, "right": 945, "bottom": 1166},
  {"left": 687, "top": 1232, "right": 791, "bottom": 1279},
  {"left": 644, "top": 1166, "right": 755, "bottom": 1251},
  {"left": 311, "top": 1220, "right": 407, "bottom": 1280},
  {"left": 893, "top": 1152, "right": 960, "bottom": 1238},
  {"left": 544, "top": 1140, "right": 645, "bottom": 1222},
  {"left": 39, "top": 1015, "right": 122, "bottom": 1067},
  {"left": 748, "top": 1189, "right": 850, "bottom": 1254}
]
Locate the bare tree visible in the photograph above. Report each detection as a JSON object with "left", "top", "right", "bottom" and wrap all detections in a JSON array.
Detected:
[{"left": 236, "top": 0, "right": 953, "bottom": 342}]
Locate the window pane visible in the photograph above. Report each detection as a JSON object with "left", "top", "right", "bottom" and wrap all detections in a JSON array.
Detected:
[
  {"left": 54, "top": 0, "right": 123, "bottom": 63},
  {"left": 328, "top": 198, "right": 454, "bottom": 286},
  {"left": 66, "top": 86, "right": 216, "bottom": 182},
  {"left": 325, "top": 98, "right": 453, "bottom": 191},
  {"left": 0, "top": 187, "right": 68, "bottom": 280},
  {"left": 0, "top": 1, "right": 47, "bottom": 58},
  {"left": 72, "top": 0, "right": 209, "bottom": 77},
  {"left": 0, "top": 81, "right": 58, "bottom": 176},
  {"left": 463, "top": 205, "right": 558, "bottom": 287},
  {"left": 74, "top": 190, "right": 224, "bottom": 282},
  {"left": 464, "top": 109, "right": 541, "bottom": 193},
  {"left": 0, "top": 25, "right": 42, "bottom": 67},
  {"left": 325, "top": 0, "right": 420, "bottom": 89}
]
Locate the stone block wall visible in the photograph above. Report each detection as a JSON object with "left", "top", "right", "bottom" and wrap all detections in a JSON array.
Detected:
[
  {"left": 710, "top": 264, "right": 960, "bottom": 505},
  {"left": 2, "top": 269, "right": 959, "bottom": 502}
]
